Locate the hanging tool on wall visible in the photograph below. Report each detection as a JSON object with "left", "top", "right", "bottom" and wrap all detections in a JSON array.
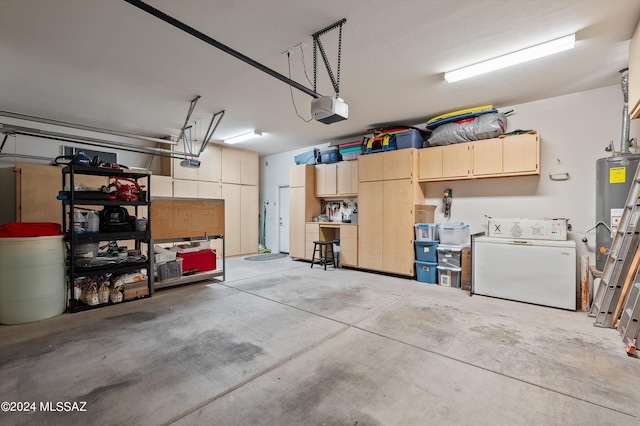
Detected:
[{"left": 443, "top": 188, "right": 452, "bottom": 218}]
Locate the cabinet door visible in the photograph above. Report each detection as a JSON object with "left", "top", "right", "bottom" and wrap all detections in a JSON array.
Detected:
[
  {"left": 382, "top": 179, "right": 415, "bottom": 276},
  {"left": 221, "top": 148, "right": 242, "bottom": 184},
  {"left": 472, "top": 138, "right": 503, "bottom": 176},
  {"left": 419, "top": 147, "right": 443, "bottom": 180},
  {"left": 222, "top": 183, "right": 241, "bottom": 256},
  {"left": 240, "top": 185, "right": 259, "bottom": 254},
  {"left": 315, "top": 164, "right": 337, "bottom": 196},
  {"left": 289, "top": 187, "right": 307, "bottom": 258},
  {"left": 16, "top": 163, "right": 63, "bottom": 224},
  {"left": 383, "top": 149, "right": 413, "bottom": 180},
  {"left": 315, "top": 164, "right": 326, "bottom": 196},
  {"left": 503, "top": 134, "right": 539, "bottom": 174},
  {"left": 150, "top": 175, "right": 173, "bottom": 197},
  {"left": 197, "top": 181, "right": 222, "bottom": 199},
  {"left": 358, "top": 181, "right": 383, "bottom": 271},
  {"left": 442, "top": 143, "right": 470, "bottom": 178},
  {"left": 173, "top": 179, "right": 198, "bottom": 198},
  {"left": 241, "top": 150, "right": 259, "bottom": 185},
  {"left": 290, "top": 165, "right": 311, "bottom": 188},
  {"left": 349, "top": 161, "right": 359, "bottom": 194},
  {"left": 197, "top": 145, "right": 222, "bottom": 182},
  {"left": 358, "top": 153, "right": 383, "bottom": 182},
  {"left": 337, "top": 161, "right": 359, "bottom": 196},
  {"left": 339, "top": 225, "right": 358, "bottom": 267},
  {"left": 305, "top": 223, "right": 320, "bottom": 260}
]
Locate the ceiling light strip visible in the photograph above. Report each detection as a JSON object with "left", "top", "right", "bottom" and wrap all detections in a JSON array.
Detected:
[
  {"left": 224, "top": 131, "right": 262, "bottom": 145},
  {"left": 444, "top": 34, "right": 576, "bottom": 83}
]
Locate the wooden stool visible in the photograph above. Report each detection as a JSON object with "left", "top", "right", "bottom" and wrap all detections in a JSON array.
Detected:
[{"left": 311, "top": 240, "right": 336, "bottom": 270}]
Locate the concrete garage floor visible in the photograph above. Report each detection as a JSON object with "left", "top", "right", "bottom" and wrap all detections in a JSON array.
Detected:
[{"left": 1, "top": 256, "right": 639, "bottom": 426}]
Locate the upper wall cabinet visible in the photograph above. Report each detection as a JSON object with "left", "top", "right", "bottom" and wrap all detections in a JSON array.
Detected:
[
  {"left": 630, "top": 18, "right": 640, "bottom": 120},
  {"left": 221, "top": 148, "right": 259, "bottom": 185},
  {"left": 418, "top": 132, "right": 540, "bottom": 182},
  {"left": 359, "top": 148, "right": 414, "bottom": 182}
]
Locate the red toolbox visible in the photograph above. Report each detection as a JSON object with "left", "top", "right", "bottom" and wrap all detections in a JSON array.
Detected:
[{"left": 177, "top": 249, "right": 216, "bottom": 273}]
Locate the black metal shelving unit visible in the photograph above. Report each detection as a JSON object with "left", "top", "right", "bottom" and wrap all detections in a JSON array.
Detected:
[{"left": 61, "top": 164, "right": 152, "bottom": 313}]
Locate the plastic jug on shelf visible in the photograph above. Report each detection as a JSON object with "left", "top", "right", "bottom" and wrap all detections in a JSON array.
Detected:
[
  {"left": 86, "top": 211, "right": 99, "bottom": 233},
  {"left": 73, "top": 211, "right": 86, "bottom": 234}
]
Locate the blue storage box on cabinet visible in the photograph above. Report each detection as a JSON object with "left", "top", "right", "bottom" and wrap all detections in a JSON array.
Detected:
[
  {"left": 415, "top": 241, "right": 438, "bottom": 262},
  {"left": 395, "top": 129, "right": 425, "bottom": 149},
  {"left": 319, "top": 147, "right": 341, "bottom": 163},
  {"left": 295, "top": 148, "right": 319, "bottom": 165},
  {"left": 415, "top": 261, "right": 438, "bottom": 284}
]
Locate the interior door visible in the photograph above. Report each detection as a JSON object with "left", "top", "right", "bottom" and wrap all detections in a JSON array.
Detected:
[{"left": 279, "top": 186, "right": 290, "bottom": 253}]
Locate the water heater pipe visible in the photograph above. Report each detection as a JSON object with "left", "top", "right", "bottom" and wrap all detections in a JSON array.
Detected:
[{"left": 620, "top": 68, "right": 630, "bottom": 154}]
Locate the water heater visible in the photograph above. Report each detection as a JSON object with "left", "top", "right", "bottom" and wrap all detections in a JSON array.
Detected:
[
  {"left": 595, "top": 68, "right": 638, "bottom": 270},
  {"left": 595, "top": 154, "right": 640, "bottom": 270}
]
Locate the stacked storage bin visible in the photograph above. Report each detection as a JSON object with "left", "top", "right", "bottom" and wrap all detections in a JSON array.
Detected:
[
  {"left": 436, "top": 223, "right": 470, "bottom": 288},
  {"left": 414, "top": 223, "right": 439, "bottom": 284}
]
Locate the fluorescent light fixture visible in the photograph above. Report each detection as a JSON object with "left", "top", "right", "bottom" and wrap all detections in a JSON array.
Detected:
[
  {"left": 444, "top": 34, "right": 575, "bottom": 83},
  {"left": 224, "top": 130, "right": 262, "bottom": 144}
]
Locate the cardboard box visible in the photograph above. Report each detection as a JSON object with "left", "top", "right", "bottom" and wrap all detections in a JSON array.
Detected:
[
  {"left": 123, "top": 281, "right": 150, "bottom": 300},
  {"left": 415, "top": 205, "right": 436, "bottom": 224},
  {"left": 487, "top": 218, "right": 567, "bottom": 240},
  {"left": 461, "top": 248, "right": 471, "bottom": 291}
]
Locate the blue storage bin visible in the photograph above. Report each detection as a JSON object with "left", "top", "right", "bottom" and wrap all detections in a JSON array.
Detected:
[
  {"left": 295, "top": 149, "right": 318, "bottom": 165},
  {"left": 396, "top": 129, "right": 424, "bottom": 150},
  {"left": 415, "top": 260, "right": 438, "bottom": 284},
  {"left": 415, "top": 241, "right": 438, "bottom": 262},
  {"left": 319, "top": 147, "right": 341, "bottom": 163}
]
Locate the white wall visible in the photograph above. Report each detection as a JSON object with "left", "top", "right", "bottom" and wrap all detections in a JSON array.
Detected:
[{"left": 259, "top": 84, "right": 640, "bottom": 263}]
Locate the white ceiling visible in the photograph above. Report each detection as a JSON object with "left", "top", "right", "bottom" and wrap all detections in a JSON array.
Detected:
[{"left": 1, "top": 0, "right": 639, "bottom": 157}]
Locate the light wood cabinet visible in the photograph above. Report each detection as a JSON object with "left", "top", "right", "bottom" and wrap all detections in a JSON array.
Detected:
[
  {"left": 419, "top": 132, "right": 540, "bottom": 181},
  {"left": 173, "top": 179, "right": 198, "bottom": 198},
  {"left": 217, "top": 147, "right": 258, "bottom": 185},
  {"left": 359, "top": 149, "right": 414, "bottom": 182},
  {"left": 357, "top": 181, "right": 383, "bottom": 271},
  {"left": 339, "top": 224, "right": 358, "bottom": 267},
  {"left": 315, "top": 163, "right": 337, "bottom": 196},
  {"left": 15, "top": 163, "right": 108, "bottom": 224},
  {"left": 630, "top": 18, "right": 640, "bottom": 120},
  {"left": 221, "top": 148, "right": 242, "bottom": 184},
  {"left": 358, "top": 153, "right": 384, "bottom": 182},
  {"left": 289, "top": 165, "right": 321, "bottom": 260},
  {"left": 150, "top": 175, "right": 173, "bottom": 197},
  {"left": 305, "top": 223, "right": 320, "bottom": 260},
  {"left": 471, "top": 138, "right": 502, "bottom": 176},
  {"left": 337, "top": 161, "right": 358, "bottom": 196},
  {"left": 222, "top": 183, "right": 241, "bottom": 256},
  {"left": 197, "top": 145, "right": 222, "bottom": 182},
  {"left": 382, "top": 179, "right": 416, "bottom": 275},
  {"left": 197, "top": 181, "right": 222, "bottom": 199},
  {"left": 240, "top": 185, "right": 259, "bottom": 254},
  {"left": 240, "top": 150, "right": 259, "bottom": 185},
  {"left": 357, "top": 149, "right": 424, "bottom": 276},
  {"left": 442, "top": 143, "right": 471, "bottom": 179},
  {"left": 502, "top": 133, "right": 539, "bottom": 174}
]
